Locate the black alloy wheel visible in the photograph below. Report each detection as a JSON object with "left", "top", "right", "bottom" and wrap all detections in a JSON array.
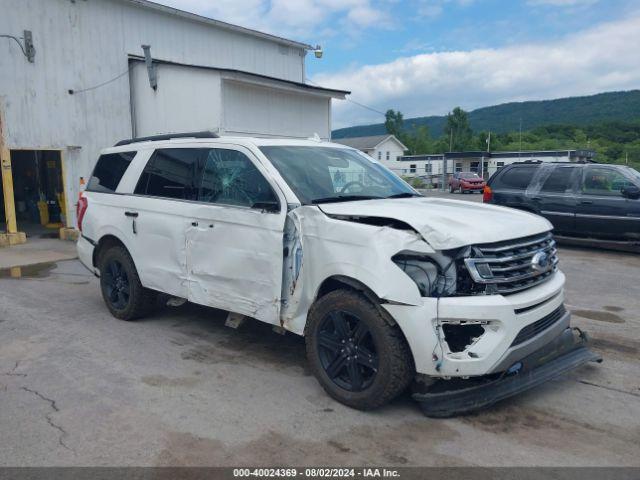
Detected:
[
  {"left": 103, "top": 259, "right": 131, "bottom": 310},
  {"left": 317, "top": 311, "right": 379, "bottom": 392}
]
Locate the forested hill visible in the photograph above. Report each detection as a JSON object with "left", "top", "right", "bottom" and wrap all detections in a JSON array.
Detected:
[{"left": 332, "top": 90, "right": 640, "bottom": 139}]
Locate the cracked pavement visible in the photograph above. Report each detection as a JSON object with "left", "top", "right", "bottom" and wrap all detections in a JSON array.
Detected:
[{"left": 0, "top": 249, "right": 639, "bottom": 466}]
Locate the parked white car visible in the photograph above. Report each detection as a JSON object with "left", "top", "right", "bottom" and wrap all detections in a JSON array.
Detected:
[{"left": 77, "top": 132, "right": 600, "bottom": 416}]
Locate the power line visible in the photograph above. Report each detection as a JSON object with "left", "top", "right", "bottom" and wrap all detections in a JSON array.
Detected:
[
  {"left": 0, "top": 34, "right": 28, "bottom": 58},
  {"left": 68, "top": 65, "right": 134, "bottom": 95},
  {"left": 306, "top": 78, "right": 386, "bottom": 116}
]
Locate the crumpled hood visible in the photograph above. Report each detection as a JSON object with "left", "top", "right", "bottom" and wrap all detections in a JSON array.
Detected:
[{"left": 318, "top": 197, "right": 552, "bottom": 250}]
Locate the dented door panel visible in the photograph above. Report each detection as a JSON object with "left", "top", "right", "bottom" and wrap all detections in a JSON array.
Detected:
[{"left": 186, "top": 202, "right": 286, "bottom": 325}]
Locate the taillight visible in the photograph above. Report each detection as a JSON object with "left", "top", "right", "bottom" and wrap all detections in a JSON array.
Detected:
[
  {"left": 482, "top": 185, "right": 492, "bottom": 203},
  {"left": 77, "top": 194, "right": 88, "bottom": 232}
]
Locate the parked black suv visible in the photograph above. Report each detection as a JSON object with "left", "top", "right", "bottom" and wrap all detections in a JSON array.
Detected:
[{"left": 484, "top": 162, "right": 640, "bottom": 245}]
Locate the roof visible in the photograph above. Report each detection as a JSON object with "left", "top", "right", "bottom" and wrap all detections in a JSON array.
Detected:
[
  {"left": 332, "top": 134, "right": 407, "bottom": 151},
  {"left": 128, "top": 56, "right": 350, "bottom": 97},
  {"left": 122, "top": 0, "right": 312, "bottom": 50}
]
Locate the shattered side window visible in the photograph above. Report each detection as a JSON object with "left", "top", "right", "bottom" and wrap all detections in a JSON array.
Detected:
[{"left": 197, "top": 149, "right": 279, "bottom": 210}]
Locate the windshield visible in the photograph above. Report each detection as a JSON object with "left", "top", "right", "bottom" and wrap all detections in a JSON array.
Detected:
[
  {"left": 259, "top": 146, "right": 418, "bottom": 204},
  {"left": 460, "top": 172, "right": 480, "bottom": 179}
]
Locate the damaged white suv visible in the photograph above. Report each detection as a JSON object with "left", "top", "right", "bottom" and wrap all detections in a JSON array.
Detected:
[{"left": 77, "top": 132, "right": 600, "bottom": 416}]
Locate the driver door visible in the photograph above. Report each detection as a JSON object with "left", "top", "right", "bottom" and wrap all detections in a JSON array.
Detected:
[
  {"left": 575, "top": 165, "right": 640, "bottom": 240},
  {"left": 185, "top": 146, "right": 287, "bottom": 325}
]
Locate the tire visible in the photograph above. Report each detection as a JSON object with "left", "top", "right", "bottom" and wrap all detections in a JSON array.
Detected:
[
  {"left": 305, "top": 290, "right": 414, "bottom": 410},
  {"left": 449, "top": 185, "right": 454, "bottom": 193},
  {"left": 98, "top": 245, "right": 157, "bottom": 321}
]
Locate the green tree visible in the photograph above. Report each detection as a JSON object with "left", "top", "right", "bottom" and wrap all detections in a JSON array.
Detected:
[
  {"left": 403, "top": 125, "right": 432, "bottom": 154},
  {"left": 444, "top": 107, "right": 473, "bottom": 151},
  {"left": 384, "top": 109, "right": 404, "bottom": 137}
]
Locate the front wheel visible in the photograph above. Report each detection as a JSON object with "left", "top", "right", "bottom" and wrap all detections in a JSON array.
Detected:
[
  {"left": 305, "top": 290, "right": 414, "bottom": 410},
  {"left": 98, "top": 246, "right": 157, "bottom": 321},
  {"left": 449, "top": 185, "right": 454, "bottom": 193}
]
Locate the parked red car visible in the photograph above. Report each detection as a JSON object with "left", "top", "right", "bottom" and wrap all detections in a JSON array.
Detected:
[{"left": 449, "top": 172, "right": 486, "bottom": 193}]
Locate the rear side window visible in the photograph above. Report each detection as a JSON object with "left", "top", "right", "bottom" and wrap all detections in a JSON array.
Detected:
[
  {"left": 495, "top": 166, "right": 537, "bottom": 190},
  {"left": 540, "top": 166, "right": 577, "bottom": 193},
  {"left": 87, "top": 151, "right": 136, "bottom": 193},
  {"left": 134, "top": 148, "right": 204, "bottom": 200}
]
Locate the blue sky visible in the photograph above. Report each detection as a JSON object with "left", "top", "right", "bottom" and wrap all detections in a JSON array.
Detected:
[{"left": 157, "top": 0, "right": 640, "bottom": 128}]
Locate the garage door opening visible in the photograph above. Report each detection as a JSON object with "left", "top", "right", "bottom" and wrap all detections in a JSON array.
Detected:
[{"left": 10, "top": 150, "right": 65, "bottom": 239}]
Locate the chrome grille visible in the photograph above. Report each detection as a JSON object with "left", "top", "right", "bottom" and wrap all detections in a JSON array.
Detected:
[{"left": 464, "top": 232, "right": 558, "bottom": 295}]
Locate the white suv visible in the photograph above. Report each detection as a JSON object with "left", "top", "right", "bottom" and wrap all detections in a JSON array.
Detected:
[{"left": 77, "top": 132, "right": 600, "bottom": 416}]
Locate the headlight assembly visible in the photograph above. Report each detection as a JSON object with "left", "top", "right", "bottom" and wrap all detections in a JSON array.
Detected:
[{"left": 392, "top": 252, "right": 457, "bottom": 297}]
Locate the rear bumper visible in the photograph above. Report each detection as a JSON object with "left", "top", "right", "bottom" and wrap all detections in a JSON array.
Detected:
[
  {"left": 77, "top": 235, "right": 98, "bottom": 276},
  {"left": 413, "top": 327, "right": 602, "bottom": 417}
]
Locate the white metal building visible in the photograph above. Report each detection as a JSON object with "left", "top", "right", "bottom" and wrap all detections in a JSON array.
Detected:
[
  {"left": 0, "top": 0, "right": 347, "bottom": 244},
  {"left": 398, "top": 149, "right": 597, "bottom": 187},
  {"left": 332, "top": 135, "right": 408, "bottom": 174}
]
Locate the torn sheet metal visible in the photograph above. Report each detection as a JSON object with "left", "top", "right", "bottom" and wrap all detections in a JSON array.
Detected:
[
  {"left": 280, "top": 205, "right": 434, "bottom": 334},
  {"left": 317, "top": 196, "right": 552, "bottom": 250}
]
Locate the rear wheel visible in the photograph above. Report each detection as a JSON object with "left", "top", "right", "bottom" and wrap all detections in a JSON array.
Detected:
[
  {"left": 305, "top": 290, "right": 414, "bottom": 410},
  {"left": 98, "top": 246, "right": 156, "bottom": 321}
]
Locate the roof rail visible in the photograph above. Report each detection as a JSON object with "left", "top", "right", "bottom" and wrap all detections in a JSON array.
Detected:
[{"left": 114, "top": 131, "right": 220, "bottom": 147}]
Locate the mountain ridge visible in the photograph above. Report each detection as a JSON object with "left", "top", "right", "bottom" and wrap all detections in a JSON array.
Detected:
[{"left": 332, "top": 90, "right": 640, "bottom": 139}]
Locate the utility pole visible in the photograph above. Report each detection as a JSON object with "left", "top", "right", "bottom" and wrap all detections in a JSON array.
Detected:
[{"left": 519, "top": 117, "right": 522, "bottom": 158}]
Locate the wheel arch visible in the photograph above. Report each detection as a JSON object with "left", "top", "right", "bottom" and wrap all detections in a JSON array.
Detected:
[{"left": 92, "top": 234, "right": 130, "bottom": 268}]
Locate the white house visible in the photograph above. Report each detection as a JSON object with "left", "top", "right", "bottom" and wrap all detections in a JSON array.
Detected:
[
  {"left": 332, "top": 135, "right": 408, "bottom": 174},
  {"left": 0, "top": 0, "right": 347, "bottom": 245}
]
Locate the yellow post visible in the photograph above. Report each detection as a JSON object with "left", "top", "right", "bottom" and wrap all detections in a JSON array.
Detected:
[{"left": 0, "top": 102, "right": 26, "bottom": 246}]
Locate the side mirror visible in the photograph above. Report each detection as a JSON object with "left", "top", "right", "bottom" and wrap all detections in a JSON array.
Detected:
[{"left": 622, "top": 185, "right": 640, "bottom": 199}]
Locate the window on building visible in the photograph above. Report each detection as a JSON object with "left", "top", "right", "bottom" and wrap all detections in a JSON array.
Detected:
[
  {"left": 134, "top": 148, "right": 202, "bottom": 200},
  {"left": 455, "top": 162, "right": 463, "bottom": 172},
  {"left": 378, "top": 151, "right": 382, "bottom": 160},
  {"left": 470, "top": 162, "right": 479, "bottom": 173},
  {"left": 198, "top": 149, "right": 278, "bottom": 209},
  {"left": 87, "top": 151, "right": 136, "bottom": 193},
  {"left": 540, "top": 166, "right": 577, "bottom": 193},
  {"left": 410, "top": 164, "right": 416, "bottom": 173},
  {"left": 497, "top": 162, "right": 505, "bottom": 169},
  {"left": 483, "top": 161, "right": 489, "bottom": 171},
  {"left": 386, "top": 151, "right": 390, "bottom": 161},
  {"left": 425, "top": 164, "right": 432, "bottom": 173}
]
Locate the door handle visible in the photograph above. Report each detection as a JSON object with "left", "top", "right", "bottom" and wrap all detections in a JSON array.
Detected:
[
  {"left": 191, "top": 221, "right": 199, "bottom": 227},
  {"left": 125, "top": 212, "right": 138, "bottom": 234},
  {"left": 580, "top": 200, "right": 593, "bottom": 205},
  {"left": 125, "top": 211, "right": 139, "bottom": 217}
]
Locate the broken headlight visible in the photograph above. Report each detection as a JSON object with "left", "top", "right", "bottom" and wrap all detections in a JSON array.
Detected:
[{"left": 392, "top": 252, "right": 457, "bottom": 297}]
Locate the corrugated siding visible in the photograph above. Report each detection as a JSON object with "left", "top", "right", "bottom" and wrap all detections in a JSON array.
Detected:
[{"left": 223, "top": 81, "right": 330, "bottom": 139}]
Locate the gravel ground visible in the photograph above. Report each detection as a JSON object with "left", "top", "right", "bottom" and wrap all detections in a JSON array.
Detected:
[{"left": 0, "top": 242, "right": 638, "bottom": 467}]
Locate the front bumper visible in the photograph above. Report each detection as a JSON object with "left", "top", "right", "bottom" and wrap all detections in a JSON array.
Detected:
[
  {"left": 413, "top": 327, "right": 602, "bottom": 417},
  {"left": 384, "top": 271, "right": 569, "bottom": 377}
]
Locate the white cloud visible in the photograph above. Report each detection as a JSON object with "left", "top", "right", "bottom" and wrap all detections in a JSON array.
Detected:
[
  {"left": 153, "top": 0, "right": 390, "bottom": 39},
  {"left": 313, "top": 14, "right": 640, "bottom": 128}
]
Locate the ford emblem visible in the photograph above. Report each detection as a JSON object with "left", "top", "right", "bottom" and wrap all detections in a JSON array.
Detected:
[{"left": 531, "top": 251, "right": 550, "bottom": 273}]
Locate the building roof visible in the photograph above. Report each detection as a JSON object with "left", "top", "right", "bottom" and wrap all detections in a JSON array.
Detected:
[
  {"left": 333, "top": 134, "right": 407, "bottom": 151},
  {"left": 129, "top": 56, "right": 350, "bottom": 97},
  {"left": 123, "top": 0, "right": 313, "bottom": 50}
]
